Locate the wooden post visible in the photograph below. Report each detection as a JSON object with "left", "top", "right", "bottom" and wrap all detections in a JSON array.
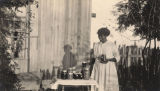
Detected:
[
  {"left": 27, "top": 27, "right": 30, "bottom": 73},
  {"left": 27, "top": 4, "right": 31, "bottom": 73}
]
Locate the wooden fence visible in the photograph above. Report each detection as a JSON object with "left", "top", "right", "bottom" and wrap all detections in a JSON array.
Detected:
[{"left": 118, "top": 45, "right": 160, "bottom": 91}]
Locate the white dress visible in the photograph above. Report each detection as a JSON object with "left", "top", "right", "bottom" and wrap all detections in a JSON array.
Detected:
[{"left": 91, "top": 41, "right": 120, "bottom": 91}]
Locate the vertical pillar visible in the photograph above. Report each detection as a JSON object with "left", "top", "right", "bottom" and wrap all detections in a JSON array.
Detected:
[{"left": 26, "top": 4, "right": 31, "bottom": 72}]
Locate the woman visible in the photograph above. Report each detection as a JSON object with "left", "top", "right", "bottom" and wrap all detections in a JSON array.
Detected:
[
  {"left": 62, "top": 44, "right": 77, "bottom": 69},
  {"left": 91, "top": 27, "right": 120, "bottom": 91}
]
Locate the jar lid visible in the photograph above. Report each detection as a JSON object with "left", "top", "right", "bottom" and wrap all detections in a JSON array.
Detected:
[
  {"left": 63, "top": 70, "right": 67, "bottom": 72},
  {"left": 82, "top": 61, "right": 87, "bottom": 64},
  {"left": 73, "top": 71, "right": 76, "bottom": 73},
  {"left": 85, "top": 67, "right": 89, "bottom": 70}
]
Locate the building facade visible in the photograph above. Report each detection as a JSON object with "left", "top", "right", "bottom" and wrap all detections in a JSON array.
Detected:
[{"left": 15, "top": 0, "right": 92, "bottom": 73}]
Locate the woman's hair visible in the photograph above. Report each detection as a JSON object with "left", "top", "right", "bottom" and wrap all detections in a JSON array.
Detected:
[
  {"left": 64, "top": 44, "right": 72, "bottom": 50},
  {"left": 97, "top": 27, "right": 110, "bottom": 36}
]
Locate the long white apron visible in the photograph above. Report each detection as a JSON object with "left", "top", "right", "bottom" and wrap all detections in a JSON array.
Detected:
[{"left": 91, "top": 41, "right": 120, "bottom": 91}]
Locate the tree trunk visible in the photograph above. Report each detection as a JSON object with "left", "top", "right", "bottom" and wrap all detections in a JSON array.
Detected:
[
  {"left": 142, "top": 39, "right": 150, "bottom": 66},
  {"left": 154, "top": 38, "right": 156, "bottom": 49}
]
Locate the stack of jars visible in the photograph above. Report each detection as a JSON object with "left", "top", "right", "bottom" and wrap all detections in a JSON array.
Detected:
[
  {"left": 56, "top": 61, "right": 90, "bottom": 80},
  {"left": 57, "top": 67, "right": 75, "bottom": 79},
  {"left": 67, "top": 68, "right": 73, "bottom": 79},
  {"left": 57, "top": 66, "right": 63, "bottom": 79},
  {"left": 81, "top": 61, "right": 90, "bottom": 80}
]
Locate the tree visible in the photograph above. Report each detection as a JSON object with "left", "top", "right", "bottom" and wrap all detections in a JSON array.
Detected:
[
  {"left": 0, "top": 0, "right": 33, "bottom": 90},
  {"left": 116, "top": 0, "right": 160, "bottom": 64},
  {"left": 116, "top": 0, "right": 160, "bottom": 49},
  {"left": 116, "top": 0, "right": 160, "bottom": 90}
]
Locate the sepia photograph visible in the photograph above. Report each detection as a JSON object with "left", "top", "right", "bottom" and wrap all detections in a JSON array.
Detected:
[{"left": 0, "top": 0, "right": 160, "bottom": 91}]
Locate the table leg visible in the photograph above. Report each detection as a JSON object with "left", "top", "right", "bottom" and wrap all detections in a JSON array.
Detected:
[
  {"left": 91, "top": 86, "right": 94, "bottom": 91},
  {"left": 87, "top": 86, "right": 91, "bottom": 91},
  {"left": 62, "top": 86, "right": 64, "bottom": 91}
]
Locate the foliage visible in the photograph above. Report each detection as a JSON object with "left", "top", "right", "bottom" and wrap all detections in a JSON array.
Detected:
[
  {"left": 116, "top": 0, "right": 160, "bottom": 41},
  {"left": 116, "top": 0, "right": 160, "bottom": 76},
  {"left": 0, "top": 0, "right": 34, "bottom": 90},
  {"left": 0, "top": 0, "right": 33, "bottom": 8},
  {"left": 116, "top": 1, "right": 160, "bottom": 90}
]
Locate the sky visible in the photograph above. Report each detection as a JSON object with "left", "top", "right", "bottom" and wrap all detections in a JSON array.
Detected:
[{"left": 90, "top": 0, "right": 146, "bottom": 48}]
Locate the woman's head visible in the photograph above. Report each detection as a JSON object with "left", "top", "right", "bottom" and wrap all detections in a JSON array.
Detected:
[
  {"left": 97, "top": 27, "right": 110, "bottom": 43},
  {"left": 64, "top": 44, "right": 72, "bottom": 52}
]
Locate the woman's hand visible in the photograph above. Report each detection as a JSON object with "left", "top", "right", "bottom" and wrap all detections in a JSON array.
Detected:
[
  {"left": 97, "top": 55, "right": 117, "bottom": 63},
  {"left": 106, "top": 58, "right": 117, "bottom": 62},
  {"left": 100, "top": 59, "right": 108, "bottom": 64},
  {"left": 98, "top": 55, "right": 109, "bottom": 64}
]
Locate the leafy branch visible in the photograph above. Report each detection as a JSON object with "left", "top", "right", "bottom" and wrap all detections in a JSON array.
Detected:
[{"left": 0, "top": 0, "right": 34, "bottom": 90}]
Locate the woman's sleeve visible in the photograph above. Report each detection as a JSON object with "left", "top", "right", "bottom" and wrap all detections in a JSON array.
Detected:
[{"left": 113, "top": 44, "right": 120, "bottom": 62}]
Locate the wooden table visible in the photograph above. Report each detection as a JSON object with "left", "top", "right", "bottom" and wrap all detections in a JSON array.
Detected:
[{"left": 50, "top": 79, "right": 98, "bottom": 91}]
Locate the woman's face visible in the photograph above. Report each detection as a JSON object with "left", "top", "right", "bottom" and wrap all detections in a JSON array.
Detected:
[{"left": 98, "top": 34, "right": 107, "bottom": 43}]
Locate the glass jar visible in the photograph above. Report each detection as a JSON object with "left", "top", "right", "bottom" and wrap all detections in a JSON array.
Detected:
[
  {"left": 84, "top": 67, "right": 90, "bottom": 80},
  {"left": 82, "top": 61, "right": 87, "bottom": 68},
  {"left": 61, "top": 70, "right": 67, "bottom": 79},
  {"left": 57, "top": 66, "right": 63, "bottom": 79},
  {"left": 68, "top": 72, "right": 73, "bottom": 79}
]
